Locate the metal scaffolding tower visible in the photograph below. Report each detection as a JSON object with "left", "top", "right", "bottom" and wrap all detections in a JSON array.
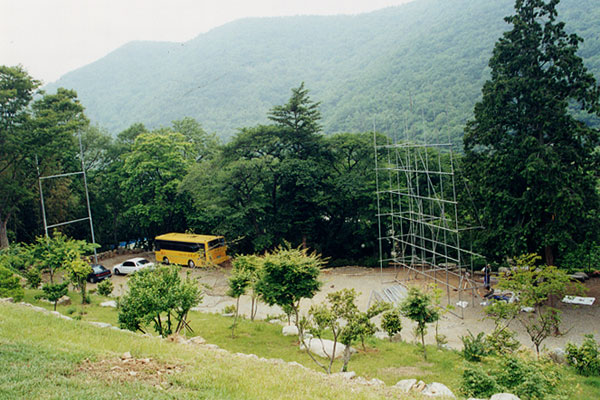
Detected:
[
  {"left": 374, "top": 130, "right": 485, "bottom": 318},
  {"left": 36, "top": 130, "right": 98, "bottom": 264}
]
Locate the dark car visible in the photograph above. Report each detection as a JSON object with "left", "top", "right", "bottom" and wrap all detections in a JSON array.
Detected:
[{"left": 87, "top": 264, "right": 112, "bottom": 283}]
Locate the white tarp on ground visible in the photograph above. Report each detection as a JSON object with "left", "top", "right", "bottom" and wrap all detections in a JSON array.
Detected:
[{"left": 562, "top": 296, "right": 595, "bottom": 305}]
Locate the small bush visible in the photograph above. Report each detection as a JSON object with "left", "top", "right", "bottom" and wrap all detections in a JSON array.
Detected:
[
  {"left": 0, "top": 266, "right": 24, "bottom": 301},
  {"left": 222, "top": 304, "right": 236, "bottom": 315},
  {"left": 381, "top": 309, "right": 402, "bottom": 339},
  {"left": 461, "top": 330, "right": 488, "bottom": 362},
  {"left": 485, "top": 327, "right": 520, "bottom": 355},
  {"left": 97, "top": 279, "right": 113, "bottom": 297},
  {"left": 25, "top": 267, "right": 42, "bottom": 289},
  {"left": 66, "top": 307, "right": 76, "bottom": 315},
  {"left": 461, "top": 366, "right": 499, "bottom": 398},
  {"left": 464, "top": 355, "right": 565, "bottom": 400},
  {"left": 566, "top": 335, "right": 600, "bottom": 376}
]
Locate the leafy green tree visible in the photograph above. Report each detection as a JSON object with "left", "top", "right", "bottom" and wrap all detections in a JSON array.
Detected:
[
  {"left": 231, "top": 255, "right": 263, "bottom": 320},
  {"left": 400, "top": 286, "right": 440, "bottom": 360},
  {"left": 65, "top": 256, "right": 92, "bottom": 305},
  {"left": 121, "top": 131, "right": 193, "bottom": 240},
  {"left": 41, "top": 282, "right": 69, "bottom": 311},
  {"left": 1, "top": 65, "right": 88, "bottom": 247},
  {"left": 0, "top": 266, "right": 24, "bottom": 301},
  {"left": 491, "top": 253, "right": 581, "bottom": 357},
  {"left": 118, "top": 265, "right": 202, "bottom": 336},
  {"left": 97, "top": 279, "right": 113, "bottom": 297},
  {"left": 171, "top": 117, "right": 219, "bottom": 162},
  {"left": 267, "top": 82, "right": 322, "bottom": 158},
  {"left": 307, "top": 289, "right": 389, "bottom": 373},
  {"left": 25, "top": 232, "right": 97, "bottom": 283},
  {"left": 227, "top": 268, "right": 250, "bottom": 338},
  {"left": 463, "top": 0, "right": 600, "bottom": 264},
  {"left": 381, "top": 309, "right": 403, "bottom": 341},
  {"left": 254, "top": 245, "right": 322, "bottom": 330}
]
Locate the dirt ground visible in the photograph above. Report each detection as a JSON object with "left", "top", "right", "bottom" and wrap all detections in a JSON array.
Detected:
[{"left": 96, "top": 252, "right": 600, "bottom": 352}]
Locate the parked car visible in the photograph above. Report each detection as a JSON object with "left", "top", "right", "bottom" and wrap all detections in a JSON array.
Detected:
[
  {"left": 87, "top": 264, "right": 112, "bottom": 283},
  {"left": 112, "top": 257, "right": 154, "bottom": 275}
]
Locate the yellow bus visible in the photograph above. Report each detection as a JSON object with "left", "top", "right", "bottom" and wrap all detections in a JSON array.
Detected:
[{"left": 154, "top": 233, "right": 230, "bottom": 268}]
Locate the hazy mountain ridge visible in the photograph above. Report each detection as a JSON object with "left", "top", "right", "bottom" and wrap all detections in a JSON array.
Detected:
[{"left": 47, "top": 0, "right": 599, "bottom": 141}]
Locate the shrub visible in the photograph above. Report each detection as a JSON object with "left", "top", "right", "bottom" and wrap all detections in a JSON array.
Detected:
[
  {"left": 97, "top": 279, "right": 113, "bottom": 297},
  {"left": 461, "top": 366, "right": 499, "bottom": 398},
  {"left": 462, "top": 354, "right": 566, "bottom": 400},
  {"left": 0, "top": 266, "right": 24, "bottom": 301},
  {"left": 461, "top": 331, "right": 488, "bottom": 362},
  {"left": 41, "top": 282, "right": 69, "bottom": 311},
  {"left": 25, "top": 267, "right": 41, "bottom": 289},
  {"left": 485, "top": 327, "right": 520, "bottom": 355},
  {"left": 566, "top": 335, "right": 600, "bottom": 376},
  {"left": 223, "top": 304, "right": 236, "bottom": 315},
  {"left": 381, "top": 309, "right": 402, "bottom": 340}
]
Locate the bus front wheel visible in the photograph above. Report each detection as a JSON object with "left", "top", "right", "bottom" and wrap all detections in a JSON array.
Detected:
[
  {"left": 188, "top": 260, "right": 195, "bottom": 268},
  {"left": 163, "top": 257, "right": 170, "bottom": 265}
]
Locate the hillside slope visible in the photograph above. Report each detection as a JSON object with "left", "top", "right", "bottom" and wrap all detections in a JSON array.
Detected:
[
  {"left": 0, "top": 302, "right": 403, "bottom": 400},
  {"left": 47, "top": 0, "right": 600, "bottom": 142}
]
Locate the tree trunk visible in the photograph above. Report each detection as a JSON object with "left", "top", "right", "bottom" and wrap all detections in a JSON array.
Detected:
[
  {"left": 420, "top": 327, "right": 427, "bottom": 360},
  {"left": 341, "top": 345, "right": 352, "bottom": 372},
  {"left": 232, "top": 297, "right": 240, "bottom": 338},
  {"left": 0, "top": 214, "right": 10, "bottom": 249},
  {"left": 544, "top": 245, "right": 554, "bottom": 266}
]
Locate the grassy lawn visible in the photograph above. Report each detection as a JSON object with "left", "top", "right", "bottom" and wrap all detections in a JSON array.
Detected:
[
  {"left": 7, "top": 290, "right": 600, "bottom": 399},
  {"left": 0, "top": 301, "right": 415, "bottom": 400}
]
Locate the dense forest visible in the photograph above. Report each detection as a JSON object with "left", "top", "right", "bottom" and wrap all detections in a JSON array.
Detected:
[{"left": 46, "top": 0, "right": 600, "bottom": 144}]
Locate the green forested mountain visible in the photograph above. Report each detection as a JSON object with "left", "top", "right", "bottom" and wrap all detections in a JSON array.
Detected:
[{"left": 47, "top": 0, "right": 600, "bottom": 142}]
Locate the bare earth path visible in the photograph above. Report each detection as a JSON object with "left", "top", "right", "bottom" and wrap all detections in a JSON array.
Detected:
[{"left": 98, "top": 252, "right": 600, "bottom": 352}]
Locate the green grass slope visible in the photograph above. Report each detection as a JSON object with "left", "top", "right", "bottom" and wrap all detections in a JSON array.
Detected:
[
  {"left": 0, "top": 302, "right": 404, "bottom": 400},
  {"left": 46, "top": 0, "right": 600, "bottom": 142}
]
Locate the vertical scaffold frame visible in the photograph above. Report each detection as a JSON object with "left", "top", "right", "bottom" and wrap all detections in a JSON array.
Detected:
[
  {"left": 374, "top": 130, "right": 485, "bottom": 318},
  {"left": 36, "top": 130, "right": 98, "bottom": 264}
]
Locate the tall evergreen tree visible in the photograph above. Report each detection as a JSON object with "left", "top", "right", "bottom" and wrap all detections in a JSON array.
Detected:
[{"left": 463, "top": 0, "right": 600, "bottom": 264}]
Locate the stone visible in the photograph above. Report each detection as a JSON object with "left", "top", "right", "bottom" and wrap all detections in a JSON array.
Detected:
[
  {"left": 89, "top": 321, "right": 112, "bottom": 328},
  {"left": 422, "top": 382, "right": 456, "bottom": 398},
  {"left": 374, "top": 331, "right": 389, "bottom": 340},
  {"left": 572, "top": 271, "right": 589, "bottom": 280},
  {"left": 395, "top": 379, "right": 417, "bottom": 393},
  {"left": 287, "top": 361, "right": 305, "bottom": 368},
  {"left": 332, "top": 371, "right": 356, "bottom": 380},
  {"left": 187, "top": 336, "right": 206, "bottom": 345},
  {"left": 121, "top": 351, "right": 132, "bottom": 360},
  {"left": 57, "top": 295, "right": 71, "bottom": 306},
  {"left": 368, "top": 378, "right": 385, "bottom": 386},
  {"left": 547, "top": 347, "right": 566, "bottom": 364},
  {"left": 203, "top": 344, "right": 220, "bottom": 350},
  {"left": 414, "top": 380, "right": 427, "bottom": 392},
  {"left": 299, "top": 338, "right": 351, "bottom": 359},
  {"left": 100, "top": 300, "right": 117, "bottom": 308},
  {"left": 282, "top": 325, "right": 299, "bottom": 336},
  {"left": 490, "top": 394, "right": 521, "bottom": 400},
  {"left": 0, "top": 297, "right": 14, "bottom": 303}
]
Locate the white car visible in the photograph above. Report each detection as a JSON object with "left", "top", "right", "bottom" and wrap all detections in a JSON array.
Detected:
[{"left": 112, "top": 257, "right": 154, "bottom": 275}]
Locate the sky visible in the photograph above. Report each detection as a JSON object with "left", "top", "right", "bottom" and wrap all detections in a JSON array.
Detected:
[{"left": 2, "top": 0, "right": 414, "bottom": 85}]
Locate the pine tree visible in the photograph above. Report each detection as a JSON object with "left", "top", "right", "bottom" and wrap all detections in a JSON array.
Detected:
[{"left": 463, "top": 0, "right": 600, "bottom": 264}]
